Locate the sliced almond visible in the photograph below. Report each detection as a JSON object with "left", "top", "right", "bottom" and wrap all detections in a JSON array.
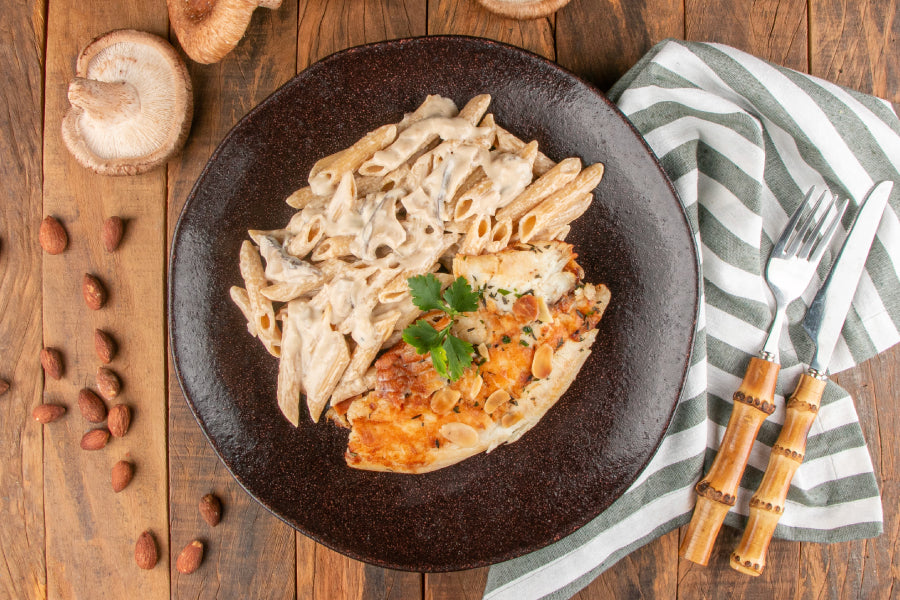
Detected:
[
  {"left": 501, "top": 411, "right": 524, "bottom": 428},
  {"left": 430, "top": 388, "right": 461, "bottom": 415},
  {"left": 532, "top": 343, "right": 554, "bottom": 379},
  {"left": 483, "top": 389, "right": 510, "bottom": 414},
  {"left": 536, "top": 296, "right": 553, "bottom": 323},
  {"left": 477, "top": 343, "right": 490, "bottom": 361},
  {"left": 439, "top": 422, "right": 479, "bottom": 448}
]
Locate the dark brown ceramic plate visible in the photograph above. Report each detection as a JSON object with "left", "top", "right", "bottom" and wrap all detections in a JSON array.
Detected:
[{"left": 169, "top": 36, "right": 699, "bottom": 572}]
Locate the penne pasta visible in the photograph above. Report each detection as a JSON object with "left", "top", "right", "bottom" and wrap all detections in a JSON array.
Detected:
[
  {"left": 485, "top": 218, "right": 513, "bottom": 254},
  {"left": 519, "top": 191, "right": 594, "bottom": 243},
  {"left": 261, "top": 281, "right": 319, "bottom": 302},
  {"left": 276, "top": 299, "right": 305, "bottom": 426},
  {"left": 239, "top": 240, "right": 281, "bottom": 356},
  {"left": 330, "top": 311, "right": 401, "bottom": 405},
  {"left": 458, "top": 214, "right": 492, "bottom": 255},
  {"left": 397, "top": 94, "right": 459, "bottom": 131},
  {"left": 229, "top": 286, "right": 258, "bottom": 337},
  {"left": 309, "top": 124, "right": 397, "bottom": 195},
  {"left": 311, "top": 235, "right": 355, "bottom": 261},
  {"left": 285, "top": 186, "right": 317, "bottom": 209},
  {"left": 495, "top": 157, "right": 582, "bottom": 223},
  {"left": 458, "top": 94, "right": 491, "bottom": 125},
  {"left": 494, "top": 125, "right": 556, "bottom": 175}
]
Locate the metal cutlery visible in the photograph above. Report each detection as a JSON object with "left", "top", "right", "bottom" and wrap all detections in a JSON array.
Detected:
[
  {"left": 731, "top": 180, "right": 894, "bottom": 575},
  {"left": 679, "top": 187, "right": 847, "bottom": 565}
]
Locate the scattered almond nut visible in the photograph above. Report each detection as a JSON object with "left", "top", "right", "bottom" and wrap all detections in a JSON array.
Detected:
[
  {"left": 39, "top": 216, "right": 67, "bottom": 254},
  {"left": 95, "top": 367, "right": 121, "bottom": 400},
  {"left": 439, "top": 422, "right": 479, "bottom": 448},
  {"left": 112, "top": 460, "right": 134, "bottom": 492},
  {"left": 32, "top": 403, "right": 66, "bottom": 423},
  {"left": 80, "top": 428, "right": 109, "bottom": 450},
  {"left": 176, "top": 540, "right": 204, "bottom": 574},
  {"left": 108, "top": 404, "right": 131, "bottom": 437},
  {"left": 484, "top": 389, "right": 510, "bottom": 414},
  {"left": 199, "top": 494, "right": 222, "bottom": 527},
  {"left": 101, "top": 216, "right": 124, "bottom": 252},
  {"left": 0, "top": 379, "right": 9, "bottom": 396},
  {"left": 531, "top": 343, "right": 554, "bottom": 380},
  {"left": 501, "top": 411, "right": 524, "bottom": 428},
  {"left": 134, "top": 530, "right": 158, "bottom": 570},
  {"left": 94, "top": 329, "right": 117, "bottom": 364},
  {"left": 77, "top": 388, "right": 107, "bottom": 423},
  {"left": 40, "top": 347, "right": 64, "bottom": 380},
  {"left": 429, "top": 389, "right": 461, "bottom": 415},
  {"left": 82, "top": 274, "right": 108, "bottom": 310}
]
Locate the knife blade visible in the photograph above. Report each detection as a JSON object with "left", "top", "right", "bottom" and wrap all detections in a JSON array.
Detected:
[
  {"left": 803, "top": 180, "right": 893, "bottom": 375},
  {"left": 730, "top": 180, "right": 894, "bottom": 577}
]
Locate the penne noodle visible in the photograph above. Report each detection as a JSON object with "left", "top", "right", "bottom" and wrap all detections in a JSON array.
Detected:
[
  {"left": 229, "top": 286, "right": 258, "bottom": 337},
  {"left": 239, "top": 240, "right": 281, "bottom": 356},
  {"left": 458, "top": 214, "right": 492, "bottom": 255},
  {"left": 494, "top": 125, "right": 556, "bottom": 176},
  {"left": 495, "top": 157, "right": 582, "bottom": 223},
  {"left": 458, "top": 94, "right": 491, "bottom": 125},
  {"left": 248, "top": 228, "right": 289, "bottom": 245},
  {"left": 355, "top": 174, "right": 387, "bottom": 196},
  {"left": 300, "top": 305, "right": 351, "bottom": 422},
  {"left": 311, "top": 235, "right": 355, "bottom": 261},
  {"left": 276, "top": 299, "right": 305, "bottom": 426},
  {"left": 260, "top": 281, "right": 319, "bottom": 302},
  {"left": 485, "top": 218, "right": 513, "bottom": 253},
  {"left": 330, "top": 311, "right": 401, "bottom": 405},
  {"left": 520, "top": 191, "right": 594, "bottom": 243},
  {"left": 285, "top": 186, "right": 317, "bottom": 209},
  {"left": 454, "top": 179, "right": 499, "bottom": 222},
  {"left": 397, "top": 94, "right": 459, "bottom": 131},
  {"left": 549, "top": 224, "right": 571, "bottom": 241},
  {"left": 326, "top": 171, "right": 357, "bottom": 222},
  {"left": 286, "top": 215, "right": 326, "bottom": 258},
  {"left": 309, "top": 124, "right": 397, "bottom": 195}
]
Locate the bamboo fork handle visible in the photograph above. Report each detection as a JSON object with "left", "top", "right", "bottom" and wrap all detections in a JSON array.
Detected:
[
  {"left": 731, "top": 373, "right": 826, "bottom": 575},
  {"left": 679, "top": 357, "right": 780, "bottom": 565}
]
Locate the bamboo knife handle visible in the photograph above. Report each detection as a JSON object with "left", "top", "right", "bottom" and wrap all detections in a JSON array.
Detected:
[
  {"left": 679, "top": 357, "right": 780, "bottom": 565},
  {"left": 730, "top": 372, "right": 826, "bottom": 575}
]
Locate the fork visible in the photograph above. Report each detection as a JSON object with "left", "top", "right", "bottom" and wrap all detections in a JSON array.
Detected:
[{"left": 679, "top": 187, "right": 847, "bottom": 566}]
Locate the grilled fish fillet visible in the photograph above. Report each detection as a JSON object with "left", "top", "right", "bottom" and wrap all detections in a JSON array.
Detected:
[{"left": 330, "top": 241, "right": 610, "bottom": 473}]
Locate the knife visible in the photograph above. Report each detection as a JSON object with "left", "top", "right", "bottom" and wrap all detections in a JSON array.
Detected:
[{"left": 730, "top": 180, "right": 894, "bottom": 576}]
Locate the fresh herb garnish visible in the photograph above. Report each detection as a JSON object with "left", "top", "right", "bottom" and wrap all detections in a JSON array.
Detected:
[
  {"left": 402, "top": 274, "right": 478, "bottom": 381},
  {"left": 502, "top": 335, "right": 511, "bottom": 344}
]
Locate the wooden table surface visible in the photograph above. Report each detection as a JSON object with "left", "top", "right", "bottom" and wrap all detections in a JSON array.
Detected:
[{"left": 2, "top": 0, "right": 898, "bottom": 598}]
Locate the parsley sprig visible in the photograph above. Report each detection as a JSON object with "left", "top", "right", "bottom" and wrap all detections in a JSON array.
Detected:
[{"left": 402, "top": 274, "right": 479, "bottom": 381}]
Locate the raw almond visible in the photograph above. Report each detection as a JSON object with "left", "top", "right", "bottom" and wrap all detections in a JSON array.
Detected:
[
  {"left": 95, "top": 367, "right": 121, "bottom": 400},
  {"left": 134, "top": 530, "right": 158, "bottom": 570},
  {"left": 32, "top": 403, "right": 66, "bottom": 423},
  {"left": 0, "top": 379, "right": 9, "bottom": 396},
  {"left": 94, "top": 329, "right": 117, "bottom": 364},
  {"left": 199, "top": 494, "right": 222, "bottom": 527},
  {"left": 108, "top": 404, "right": 131, "bottom": 437},
  {"left": 101, "top": 216, "right": 124, "bottom": 252},
  {"left": 82, "top": 274, "right": 108, "bottom": 310},
  {"left": 80, "top": 428, "right": 109, "bottom": 450},
  {"left": 40, "top": 347, "right": 64, "bottom": 380},
  {"left": 77, "top": 388, "right": 107, "bottom": 423},
  {"left": 39, "top": 216, "right": 67, "bottom": 254},
  {"left": 111, "top": 460, "right": 134, "bottom": 492},
  {"left": 176, "top": 540, "right": 204, "bottom": 574}
]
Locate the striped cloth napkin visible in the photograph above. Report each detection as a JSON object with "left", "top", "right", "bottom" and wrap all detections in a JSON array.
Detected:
[{"left": 483, "top": 39, "right": 900, "bottom": 600}]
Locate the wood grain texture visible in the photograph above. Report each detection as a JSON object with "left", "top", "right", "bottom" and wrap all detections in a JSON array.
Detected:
[
  {"left": 686, "top": 0, "right": 808, "bottom": 70},
  {"left": 557, "top": 0, "right": 682, "bottom": 91},
  {"left": 574, "top": 532, "right": 678, "bottom": 599},
  {"left": 165, "top": 2, "right": 301, "bottom": 599},
  {"left": 428, "top": 0, "right": 554, "bottom": 59},
  {"left": 295, "top": 2, "right": 426, "bottom": 596},
  {"left": 810, "top": 0, "right": 899, "bottom": 102},
  {"left": 0, "top": 0, "right": 46, "bottom": 598},
  {"left": 41, "top": 3, "right": 170, "bottom": 598},
  {"left": 425, "top": 568, "right": 488, "bottom": 600}
]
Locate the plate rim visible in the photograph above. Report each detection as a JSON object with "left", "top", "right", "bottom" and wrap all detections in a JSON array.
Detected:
[{"left": 168, "top": 34, "right": 701, "bottom": 572}]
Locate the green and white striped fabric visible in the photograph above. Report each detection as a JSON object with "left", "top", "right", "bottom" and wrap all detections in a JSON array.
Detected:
[{"left": 483, "top": 40, "right": 900, "bottom": 600}]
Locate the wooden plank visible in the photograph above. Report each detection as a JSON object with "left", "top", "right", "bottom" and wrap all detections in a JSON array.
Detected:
[
  {"left": 0, "top": 0, "right": 46, "bottom": 598},
  {"left": 557, "top": 0, "right": 682, "bottom": 90},
  {"left": 428, "top": 0, "right": 554, "bottom": 59},
  {"left": 295, "top": 1, "right": 426, "bottom": 597},
  {"left": 867, "top": 346, "right": 900, "bottom": 480},
  {"left": 809, "top": 0, "right": 899, "bottom": 103},
  {"left": 686, "top": 0, "right": 808, "bottom": 70},
  {"left": 41, "top": 2, "right": 170, "bottom": 598},
  {"left": 165, "top": 2, "right": 301, "bottom": 599},
  {"left": 425, "top": 569, "right": 488, "bottom": 600},
  {"left": 574, "top": 532, "right": 678, "bottom": 599}
]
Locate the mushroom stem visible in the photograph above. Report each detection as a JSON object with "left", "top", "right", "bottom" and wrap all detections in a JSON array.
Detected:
[
  {"left": 68, "top": 78, "right": 141, "bottom": 124},
  {"left": 257, "top": 0, "right": 283, "bottom": 8}
]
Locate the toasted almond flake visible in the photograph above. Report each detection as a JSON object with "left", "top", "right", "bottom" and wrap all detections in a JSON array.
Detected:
[
  {"left": 532, "top": 343, "right": 554, "bottom": 379},
  {"left": 484, "top": 389, "right": 510, "bottom": 414},
  {"left": 440, "top": 422, "right": 479, "bottom": 447},
  {"left": 502, "top": 411, "right": 524, "bottom": 428},
  {"left": 536, "top": 296, "right": 553, "bottom": 323},
  {"left": 477, "top": 343, "right": 490, "bottom": 361},
  {"left": 469, "top": 375, "right": 483, "bottom": 399},
  {"left": 430, "top": 388, "right": 462, "bottom": 415}
]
